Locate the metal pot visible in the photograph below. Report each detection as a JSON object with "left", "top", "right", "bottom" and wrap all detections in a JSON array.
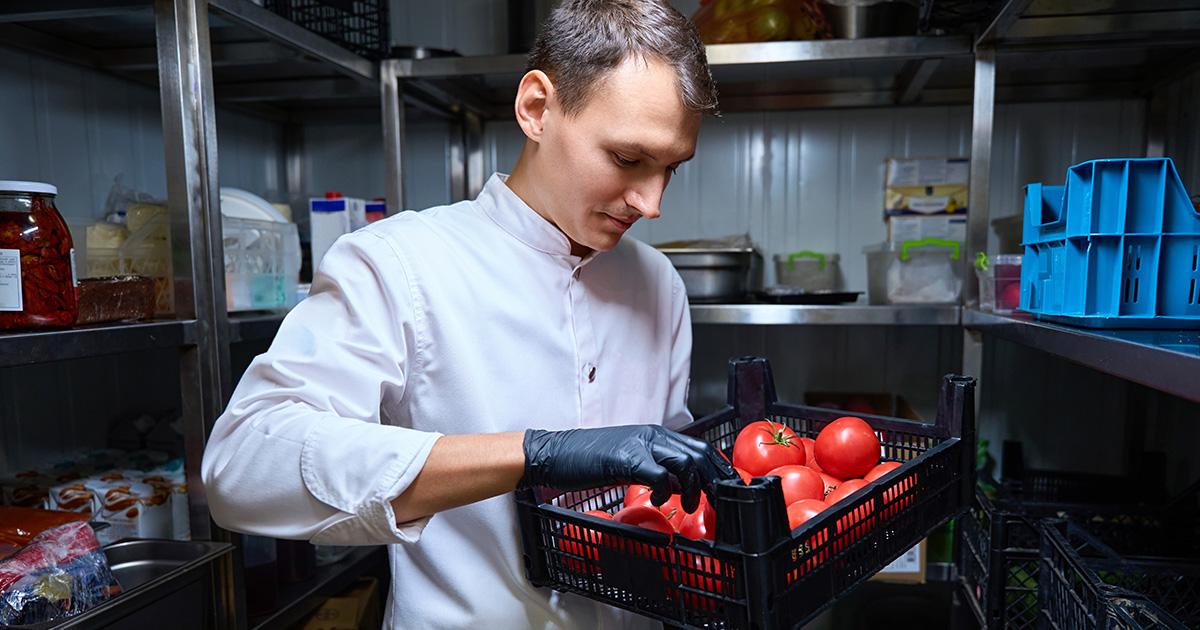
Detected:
[
  {"left": 658, "top": 247, "right": 759, "bottom": 303},
  {"left": 819, "top": 0, "right": 919, "bottom": 39}
]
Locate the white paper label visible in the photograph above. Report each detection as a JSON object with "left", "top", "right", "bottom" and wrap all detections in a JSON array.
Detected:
[
  {"left": 881, "top": 544, "right": 921, "bottom": 573},
  {"left": 0, "top": 248, "right": 22, "bottom": 312},
  {"left": 888, "top": 158, "right": 970, "bottom": 187}
]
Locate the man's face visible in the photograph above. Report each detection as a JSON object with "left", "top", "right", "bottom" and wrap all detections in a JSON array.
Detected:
[{"left": 535, "top": 57, "right": 701, "bottom": 256}]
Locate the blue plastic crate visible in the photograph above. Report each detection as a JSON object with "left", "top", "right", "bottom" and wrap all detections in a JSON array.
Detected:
[{"left": 1019, "top": 158, "right": 1200, "bottom": 329}]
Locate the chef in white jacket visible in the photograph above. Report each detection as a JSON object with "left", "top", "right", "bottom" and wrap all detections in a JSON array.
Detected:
[{"left": 201, "top": 1, "right": 735, "bottom": 628}]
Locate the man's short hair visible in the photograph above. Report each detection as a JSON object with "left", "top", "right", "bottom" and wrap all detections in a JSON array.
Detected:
[{"left": 526, "top": 0, "right": 720, "bottom": 118}]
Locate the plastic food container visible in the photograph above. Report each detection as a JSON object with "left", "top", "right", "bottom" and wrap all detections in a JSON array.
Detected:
[
  {"left": 0, "top": 181, "right": 77, "bottom": 329},
  {"left": 975, "top": 254, "right": 1023, "bottom": 313},
  {"left": 80, "top": 206, "right": 174, "bottom": 315},
  {"left": 223, "top": 216, "right": 301, "bottom": 312},
  {"left": 864, "top": 239, "right": 963, "bottom": 305},
  {"left": 773, "top": 251, "right": 843, "bottom": 291}
]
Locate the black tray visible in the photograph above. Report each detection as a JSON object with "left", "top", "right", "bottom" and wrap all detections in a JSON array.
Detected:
[
  {"left": 515, "top": 357, "right": 976, "bottom": 630},
  {"left": 755, "top": 289, "right": 862, "bottom": 305}
]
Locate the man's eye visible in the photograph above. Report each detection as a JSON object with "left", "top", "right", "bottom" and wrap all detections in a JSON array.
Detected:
[
  {"left": 667, "top": 165, "right": 679, "bottom": 175},
  {"left": 614, "top": 154, "right": 637, "bottom": 167}
]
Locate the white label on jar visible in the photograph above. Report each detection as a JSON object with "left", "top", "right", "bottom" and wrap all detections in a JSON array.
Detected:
[
  {"left": 0, "top": 248, "right": 22, "bottom": 312},
  {"left": 70, "top": 248, "right": 78, "bottom": 287}
]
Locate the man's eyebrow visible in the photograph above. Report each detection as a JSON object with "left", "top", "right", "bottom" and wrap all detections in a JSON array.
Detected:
[{"left": 623, "top": 144, "right": 694, "bottom": 164}]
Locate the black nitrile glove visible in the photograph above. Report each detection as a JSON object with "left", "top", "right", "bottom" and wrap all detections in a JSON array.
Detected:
[{"left": 519, "top": 425, "right": 739, "bottom": 513}]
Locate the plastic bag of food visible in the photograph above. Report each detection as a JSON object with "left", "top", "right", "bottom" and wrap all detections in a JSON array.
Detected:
[
  {"left": 691, "top": 0, "right": 832, "bottom": 44},
  {"left": 0, "top": 520, "right": 121, "bottom": 625},
  {"left": 0, "top": 507, "right": 92, "bottom": 562}
]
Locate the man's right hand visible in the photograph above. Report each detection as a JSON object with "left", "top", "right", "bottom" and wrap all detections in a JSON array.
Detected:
[{"left": 518, "top": 425, "right": 739, "bottom": 513}]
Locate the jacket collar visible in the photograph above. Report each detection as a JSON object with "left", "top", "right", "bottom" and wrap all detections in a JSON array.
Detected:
[{"left": 478, "top": 173, "right": 598, "bottom": 268}]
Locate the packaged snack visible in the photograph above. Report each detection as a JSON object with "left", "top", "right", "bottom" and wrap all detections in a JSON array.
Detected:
[
  {"left": 0, "top": 507, "right": 91, "bottom": 562},
  {"left": 0, "top": 520, "right": 121, "bottom": 624}
]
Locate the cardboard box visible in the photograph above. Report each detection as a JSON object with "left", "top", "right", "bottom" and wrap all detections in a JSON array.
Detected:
[
  {"left": 885, "top": 157, "right": 969, "bottom": 216},
  {"left": 803, "top": 392, "right": 923, "bottom": 422},
  {"left": 300, "top": 577, "right": 380, "bottom": 630},
  {"left": 887, "top": 215, "right": 966, "bottom": 245},
  {"left": 871, "top": 539, "right": 926, "bottom": 584}
]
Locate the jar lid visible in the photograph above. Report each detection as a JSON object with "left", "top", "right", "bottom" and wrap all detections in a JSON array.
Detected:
[{"left": 0, "top": 180, "right": 57, "bottom": 195}]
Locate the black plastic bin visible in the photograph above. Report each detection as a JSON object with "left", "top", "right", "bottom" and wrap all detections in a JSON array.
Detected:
[
  {"left": 1038, "top": 521, "right": 1196, "bottom": 630},
  {"left": 262, "top": 0, "right": 389, "bottom": 58},
  {"left": 514, "top": 356, "right": 976, "bottom": 630},
  {"left": 956, "top": 463, "right": 1199, "bottom": 630}
]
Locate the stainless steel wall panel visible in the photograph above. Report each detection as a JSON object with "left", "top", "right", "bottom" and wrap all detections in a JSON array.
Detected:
[
  {"left": 0, "top": 46, "right": 287, "bottom": 219},
  {"left": 301, "top": 116, "right": 452, "bottom": 212}
]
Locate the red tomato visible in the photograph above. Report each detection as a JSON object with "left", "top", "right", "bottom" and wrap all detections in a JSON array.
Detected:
[
  {"left": 786, "top": 499, "right": 828, "bottom": 529},
  {"left": 623, "top": 486, "right": 685, "bottom": 528},
  {"left": 814, "top": 416, "right": 881, "bottom": 479},
  {"left": 809, "top": 457, "right": 827, "bottom": 474},
  {"left": 557, "top": 511, "right": 611, "bottom": 574},
  {"left": 863, "top": 461, "right": 902, "bottom": 483},
  {"left": 613, "top": 505, "right": 675, "bottom": 534},
  {"left": 678, "top": 496, "right": 716, "bottom": 541},
  {"left": 733, "top": 420, "right": 806, "bottom": 477},
  {"left": 824, "top": 478, "right": 868, "bottom": 507},
  {"left": 799, "top": 437, "right": 816, "bottom": 466},
  {"left": 766, "top": 465, "right": 825, "bottom": 506},
  {"left": 818, "top": 472, "right": 842, "bottom": 497},
  {"left": 623, "top": 484, "right": 653, "bottom": 509}
]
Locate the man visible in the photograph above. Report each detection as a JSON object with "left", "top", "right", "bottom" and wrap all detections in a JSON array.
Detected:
[{"left": 202, "top": 1, "right": 732, "bottom": 627}]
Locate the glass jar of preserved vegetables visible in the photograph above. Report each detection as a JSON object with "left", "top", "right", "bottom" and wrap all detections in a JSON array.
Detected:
[{"left": 0, "top": 181, "right": 77, "bottom": 329}]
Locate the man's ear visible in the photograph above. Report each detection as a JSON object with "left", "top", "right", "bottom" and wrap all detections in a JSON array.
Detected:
[{"left": 514, "top": 70, "right": 555, "bottom": 142}]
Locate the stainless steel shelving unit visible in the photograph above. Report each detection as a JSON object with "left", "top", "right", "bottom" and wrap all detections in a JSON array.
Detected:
[
  {"left": 0, "top": 2, "right": 388, "bottom": 628},
  {"left": 960, "top": 1, "right": 1200, "bottom": 404},
  {"left": 0, "top": 319, "right": 198, "bottom": 368},
  {"left": 691, "top": 304, "right": 961, "bottom": 326},
  {"left": 963, "top": 308, "right": 1200, "bottom": 404}
]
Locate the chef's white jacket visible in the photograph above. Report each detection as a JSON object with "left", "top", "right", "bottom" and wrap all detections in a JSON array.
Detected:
[{"left": 202, "top": 173, "right": 694, "bottom": 629}]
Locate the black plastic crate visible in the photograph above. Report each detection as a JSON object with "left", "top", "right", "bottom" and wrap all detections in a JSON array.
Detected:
[
  {"left": 514, "top": 356, "right": 976, "bottom": 630},
  {"left": 262, "top": 0, "right": 389, "bottom": 58},
  {"left": 956, "top": 483, "right": 1200, "bottom": 630},
  {"left": 1109, "top": 595, "right": 1192, "bottom": 630},
  {"left": 955, "top": 445, "right": 1200, "bottom": 630},
  {"left": 1039, "top": 521, "right": 1195, "bottom": 630}
]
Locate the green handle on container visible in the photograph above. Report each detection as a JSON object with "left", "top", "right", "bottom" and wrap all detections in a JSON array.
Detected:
[
  {"left": 787, "top": 251, "right": 825, "bottom": 271},
  {"left": 901, "top": 238, "right": 960, "bottom": 261},
  {"left": 975, "top": 252, "right": 989, "bottom": 271}
]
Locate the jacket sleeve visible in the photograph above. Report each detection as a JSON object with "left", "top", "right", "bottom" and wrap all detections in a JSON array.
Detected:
[
  {"left": 201, "top": 227, "right": 440, "bottom": 545},
  {"left": 663, "top": 272, "right": 694, "bottom": 431}
]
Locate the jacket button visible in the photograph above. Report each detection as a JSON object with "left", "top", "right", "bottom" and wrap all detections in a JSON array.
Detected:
[{"left": 586, "top": 364, "right": 596, "bottom": 382}]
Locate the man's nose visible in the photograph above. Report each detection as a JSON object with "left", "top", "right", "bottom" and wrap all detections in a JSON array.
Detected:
[{"left": 627, "top": 177, "right": 666, "bottom": 220}]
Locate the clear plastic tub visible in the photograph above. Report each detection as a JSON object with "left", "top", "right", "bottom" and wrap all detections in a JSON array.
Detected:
[
  {"left": 976, "top": 254, "right": 1023, "bottom": 313},
  {"left": 773, "top": 251, "right": 843, "bottom": 291},
  {"left": 864, "top": 239, "right": 963, "bottom": 305},
  {"left": 223, "top": 216, "right": 301, "bottom": 312},
  {"left": 82, "top": 211, "right": 174, "bottom": 315}
]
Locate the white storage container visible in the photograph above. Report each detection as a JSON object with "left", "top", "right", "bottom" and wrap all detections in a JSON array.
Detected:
[
  {"left": 863, "top": 239, "right": 963, "bottom": 305},
  {"left": 773, "top": 251, "right": 843, "bottom": 291},
  {"left": 223, "top": 216, "right": 301, "bottom": 311}
]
